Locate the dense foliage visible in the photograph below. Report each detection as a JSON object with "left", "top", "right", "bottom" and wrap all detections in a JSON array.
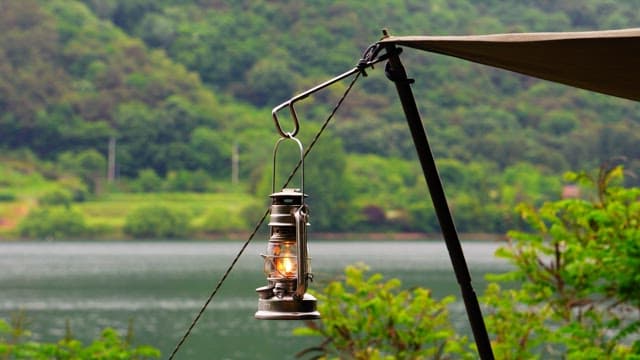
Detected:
[
  {"left": 18, "top": 206, "right": 88, "bottom": 239},
  {"left": 294, "top": 264, "right": 474, "bottom": 359},
  {"left": 0, "top": 314, "right": 160, "bottom": 359},
  {"left": 1, "top": 0, "right": 639, "bottom": 235},
  {"left": 123, "top": 204, "right": 191, "bottom": 238},
  {"left": 486, "top": 166, "right": 640, "bottom": 358},
  {"left": 296, "top": 167, "right": 640, "bottom": 359}
]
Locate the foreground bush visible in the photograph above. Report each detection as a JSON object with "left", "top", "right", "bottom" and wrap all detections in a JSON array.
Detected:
[
  {"left": 294, "top": 264, "right": 474, "bottom": 359},
  {"left": 0, "top": 316, "right": 160, "bottom": 359},
  {"left": 296, "top": 167, "right": 640, "bottom": 359},
  {"left": 485, "top": 166, "right": 640, "bottom": 359}
]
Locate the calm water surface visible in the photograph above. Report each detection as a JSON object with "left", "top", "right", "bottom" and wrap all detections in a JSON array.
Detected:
[{"left": 0, "top": 240, "right": 510, "bottom": 359}]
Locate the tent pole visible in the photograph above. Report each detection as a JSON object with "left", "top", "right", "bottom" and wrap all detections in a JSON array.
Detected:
[{"left": 383, "top": 44, "right": 495, "bottom": 360}]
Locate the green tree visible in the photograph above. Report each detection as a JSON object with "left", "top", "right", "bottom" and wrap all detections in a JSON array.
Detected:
[
  {"left": 58, "top": 149, "right": 107, "bottom": 194},
  {"left": 304, "top": 134, "right": 355, "bottom": 231},
  {"left": 189, "top": 126, "right": 231, "bottom": 178},
  {"left": 0, "top": 0, "right": 65, "bottom": 123},
  {"left": 297, "top": 167, "right": 640, "bottom": 359},
  {"left": 241, "top": 54, "right": 297, "bottom": 107},
  {"left": 137, "top": 13, "right": 176, "bottom": 48},
  {"left": 257, "top": 131, "right": 356, "bottom": 232},
  {"left": 114, "top": 102, "right": 162, "bottom": 176},
  {"left": 485, "top": 165, "right": 640, "bottom": 358},
  {"left": 165, "top": 169, "right": 212, "bottom": 192},
  {"left": 132, "top": 168, "right": 163, "bottom": 192}
]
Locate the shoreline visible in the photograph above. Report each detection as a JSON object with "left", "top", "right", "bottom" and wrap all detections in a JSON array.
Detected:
[
  {"left": 0, "top": 232, "right": 508, "bottom": 242},
  {"left": 197, "top": 231, "right": 508, "bottom": 242},
  {"left": 311, "top": 232, "right": 507, "bottom": 241}
]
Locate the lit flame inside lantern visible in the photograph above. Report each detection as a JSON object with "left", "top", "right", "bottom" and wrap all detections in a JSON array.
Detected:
[
  {"left": 265, "top": 241, "right": 298, "bottom": 279},
  {"left": 277, "top": 255, "right": 296, "bottom": 278}
]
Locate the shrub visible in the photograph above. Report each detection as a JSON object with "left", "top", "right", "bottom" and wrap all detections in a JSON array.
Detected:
[
  {"left": 123, "top": 205, "right": 191, "bottom": 239},
  {"left": 58, "top": 176, "right": 90, "bottom": 202},
  {"left": 132, "top": 168, "right": 164, "bottom": 193},
  {"left": 57, "top": 150, "right": 106, "bottom": 194},
  {"left": 199, "top": 207, "right": 250, "bottom": 233},
  {"left": 0, "top": 192, "right": 16, "bottom": 202},
  {"left": 294, "top": 264, "right": 474, "bottom": 359},
  {"left": 296, "top": 167, "right": 640, "bottom": 359},
  {"left": 165, "top": 170, "right": 212, "bottom": 193},
  {"left": 18, "top": 207, "right": 88, "bottom": 239},
  {"left": 485, "top": 165, "right": 640, "bottom": 358},
  {"left": 39, "top": 189, "right": 73, "bottom": 207},
  {"left": 0, "top": 314, "right": 160, "bottom": 359}
]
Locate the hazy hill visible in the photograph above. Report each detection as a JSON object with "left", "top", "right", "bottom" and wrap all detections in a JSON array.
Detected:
[{"left": 1, "top": 0, "right": 639, "bottom": 235}]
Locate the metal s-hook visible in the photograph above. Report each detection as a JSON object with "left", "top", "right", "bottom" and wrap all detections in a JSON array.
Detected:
[
  {"left": 270, "top": 46, "right": 388, "bottom": 138},
  {"left": 272, "top": 105, "right": 300, "bottom": 138},
  {"left": 271, "top": 67, "right": 361, "bottom": 138}
]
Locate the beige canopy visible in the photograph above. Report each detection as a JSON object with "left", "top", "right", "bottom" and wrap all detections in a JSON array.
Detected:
[{"left": 378, "top": 28, "right": 640, "bottom": 102}]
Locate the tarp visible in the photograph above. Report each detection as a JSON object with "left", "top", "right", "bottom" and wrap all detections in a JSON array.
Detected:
[{"left": 378, "top": 28, "right": 640, "bottom": 102}]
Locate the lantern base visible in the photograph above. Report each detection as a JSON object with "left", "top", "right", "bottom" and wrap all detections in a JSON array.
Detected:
[{"left": 255, "top": 293, "right": 320, "bottom": 320}]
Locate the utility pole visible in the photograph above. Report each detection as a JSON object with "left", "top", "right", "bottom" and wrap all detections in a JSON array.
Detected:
[
  {"left": 107, "top": 136, "right": 116, "bottom": 183},
  {"left": 232, "top": 142, "right": 239, "bottom": 185}
]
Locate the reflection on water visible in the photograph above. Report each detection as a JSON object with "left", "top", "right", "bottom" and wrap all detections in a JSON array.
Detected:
[{"left": 0, "top": 241, "right": 509, "bottom": 359}]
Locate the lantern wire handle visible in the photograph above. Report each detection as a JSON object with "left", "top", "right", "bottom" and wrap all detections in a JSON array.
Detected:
[
  {"left": 167, "top": 67, "right": 364, "bottom": 360},
  {"left": 271, "top": 136, "right": 304, "bottom": 202}
]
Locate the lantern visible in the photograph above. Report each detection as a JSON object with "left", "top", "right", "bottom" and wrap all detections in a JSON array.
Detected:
[{"left": 255, "top": 137, "right": 319, "bottom": 320}]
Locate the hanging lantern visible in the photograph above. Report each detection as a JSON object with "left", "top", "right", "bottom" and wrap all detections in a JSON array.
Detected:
[{"left": 255, "top": 138, "right": 320, "bottom": 320}]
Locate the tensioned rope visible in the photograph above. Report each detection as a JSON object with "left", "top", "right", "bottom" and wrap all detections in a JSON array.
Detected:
[{"left": 167, "top": 70, "right": 362, "bottom": 360}]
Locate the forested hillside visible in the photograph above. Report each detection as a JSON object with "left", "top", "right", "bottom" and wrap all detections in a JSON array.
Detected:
[{"left": 1, "top": 0, "right": 639, "bottom": 237}]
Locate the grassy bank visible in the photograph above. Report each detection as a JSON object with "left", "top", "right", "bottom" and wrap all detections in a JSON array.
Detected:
[
  {"left": 79, "top": 192, "right": 263, "bottom": 239},
  {"left": 1, "top": 191, "right": 263, "bottom": 240},
  {"left": 0, "top": 161, "right": 262, "bottom": 239},
  {"left": 0, "top": 158, "right": 507, "bottom": 241},
  {"left": 0, "top": 154, "right": 261, "bottom": 239}
]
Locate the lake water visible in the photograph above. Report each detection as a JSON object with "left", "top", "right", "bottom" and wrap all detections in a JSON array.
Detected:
[{"left": 0, "top": 240, "right": 510, "bottom": 359}]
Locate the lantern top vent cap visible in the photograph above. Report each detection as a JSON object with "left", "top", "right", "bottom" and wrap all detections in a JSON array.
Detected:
[{"left": 270, "top": 188, "right": 308, "bottom": 198}]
